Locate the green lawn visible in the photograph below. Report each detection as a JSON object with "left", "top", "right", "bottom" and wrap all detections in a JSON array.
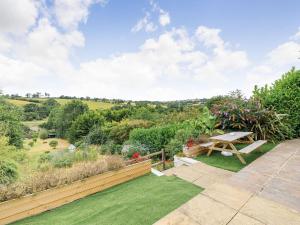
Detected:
[
  {"left": 13, "top": 175, "right": 202, "bottom": 225},
  {"left": 195, "top": 143, "right": 277, "bottom": 172}
]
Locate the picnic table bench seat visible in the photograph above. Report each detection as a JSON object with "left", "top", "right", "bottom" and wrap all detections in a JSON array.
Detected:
[
  {"left": 199, "top": 142, "right": 214, "bottom": 148},
  {"left": 239, "top": 140, "right": 267, "bottom": 154}
]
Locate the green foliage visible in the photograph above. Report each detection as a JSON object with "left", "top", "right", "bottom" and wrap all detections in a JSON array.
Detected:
[
  {"left": 68, "top": 111, "right": 105, "bottom": 143},
  {"left": 23, "top": 103, "right": 48, "bottom": 121},
  {"left": 38, "top": 152, "right": 53, "bottom": 164},
  {"left": 123, "top": 143, "right": 149, "bottom": 158},
  {"left": 49, "top": 140, "right": 58, "bottom": 149},
  {"left": 0, "top": 99, "right": 23, "bottom": 148},
  {"left": 28, "top": 141, "right": 34, "bottom": 147},
  {"left": 46, "top": 100, "right": 89, "bottom": 138},
  {"left": 39, "top": 129, "right": 48, "bottom": 140},
  {"left": 210, "top": 94, "right": 293, "bottom": 141},
  {"left": 85, "top": 126, "right": 108, "bottom": 145},
  {"left": 253, "top": 68, "right": 300, "bottom": 136},
  {"left": 129, "top": 124, "right": 178, "bottom": 152},
  {"left": 108, "top": 119, "right": 153, "bottom": 145},
  {"left": 0, "top": 160, "right": 18, "bottom": 184}
]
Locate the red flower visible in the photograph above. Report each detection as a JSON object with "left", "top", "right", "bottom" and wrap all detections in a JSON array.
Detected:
[
  {"left": 186, "top": 139, "right": 194, "bottom": 148},
  {"left": 131, "top": 152, "right": 140, "bottom": 159}
]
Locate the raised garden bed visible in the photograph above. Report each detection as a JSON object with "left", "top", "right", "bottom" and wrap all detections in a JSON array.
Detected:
[{"left": 0, "top": 160, "right": 151, "bottom": 225}]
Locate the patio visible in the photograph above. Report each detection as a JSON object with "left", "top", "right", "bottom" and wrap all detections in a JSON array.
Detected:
[{"left": 156, "top": 139, "right": 300, "bottom": 225}]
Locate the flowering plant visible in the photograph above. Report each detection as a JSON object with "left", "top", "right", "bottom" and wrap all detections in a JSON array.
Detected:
[
  {"left": 186, "top": 138, "right": 194, "bottom": 148},
  {"left": 131, "top": 152, "right": 140, "bottom": 159}
]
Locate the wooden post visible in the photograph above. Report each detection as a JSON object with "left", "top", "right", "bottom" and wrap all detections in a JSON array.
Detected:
[{"left": 162, "top": 149, "right": 166, "bottom": 170}]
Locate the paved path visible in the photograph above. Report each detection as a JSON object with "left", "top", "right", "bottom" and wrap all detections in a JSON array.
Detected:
[
  {"left": 164, "top": 161, "right": 234, "bottom": 189},
  {"left": 155, "top": 139, "right": 300, "bottom": 225}
]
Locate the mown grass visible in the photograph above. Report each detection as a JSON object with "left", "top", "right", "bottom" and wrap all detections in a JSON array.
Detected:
[
  {"left": 12, "top": 175, "right": 202, "bottom": 225},
  {"left": 195, "top": 142, "right": 277, "bottom": 172}
]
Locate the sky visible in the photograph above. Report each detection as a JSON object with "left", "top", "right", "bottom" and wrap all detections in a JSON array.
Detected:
[{"left": 0, "top": 0, "right": 300, "bottom": 100}]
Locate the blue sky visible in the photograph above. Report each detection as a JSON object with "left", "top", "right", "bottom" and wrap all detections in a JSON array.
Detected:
[
  {"left": 0, "top": 0, "right": 299, "bottom": 100},
  {"left": 79, "top": 0, "right": 300, "bottom": 60}
]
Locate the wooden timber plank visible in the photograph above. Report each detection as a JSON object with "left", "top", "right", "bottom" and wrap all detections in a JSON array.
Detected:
[
  {"left": 0, "top": 161, "right": 151, "bottom": 224},
  {"left": 239, "top": 140, "right": 267, "bottom": 154}
]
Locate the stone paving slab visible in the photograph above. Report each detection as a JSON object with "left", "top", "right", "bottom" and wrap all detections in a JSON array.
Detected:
[
  {"left": 202, "top": 183, "right": 253, "bottom": 210},
  {"left": 178, "top": 195, "right": 237, "bottom": 225},
  {"left": 240, "top": 196, "right": 300, "bottom": 225},
  {"left": 157, "top": 139, "right": 300, "bottom": 225},
  {"left": 227, "top": 213, "right": 266, "bottom": 225},
  {"left": 163, "top": 161, "right": 233, "bottom": 189},
  {"left": 153, "top": 210, "right": 200, "bottom": 225}
]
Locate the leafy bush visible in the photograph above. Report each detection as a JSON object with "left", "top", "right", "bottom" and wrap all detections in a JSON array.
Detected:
[
  {"left": 49, "top": 140, "right": 58, "bottom": 149},
  {"left": 123, "top": 143, "right": 149, "bottom": 158},
  {"left": 39, "top": 129, "right": 48, "bottom": 139},
  {"left": 0, "top": 99, "right": 23, "bottom": 148},
  {"left": 0, "top": 160, "right": 18, "bottom": 184},
  {"left": 53, "top": 157, "right": 73, "bottom": 168},
  {"left": 68, "top": 111, "right": 105, "bottom": 143},
  {"left": 129, "top": 124, "right": 178, "bottom": 152},
  {"left": 253, "top": 68, "right": 300, "bottom": 136},
  {"left": 28, "top": 141, "right": 34, "bottom": 147},
  {"left": 38, "top": 152, "right": 53, "bottom": 164},
  {"left": 211, "top": 95, "right": 293, "bottom": 141},
  {"left": 108, "top": 119, "right": 153, "bottom": 145}
]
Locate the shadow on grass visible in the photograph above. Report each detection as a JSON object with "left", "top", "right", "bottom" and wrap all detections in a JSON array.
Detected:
[{"left": 195, "top": 143, "right": 277, "bottom": 172}]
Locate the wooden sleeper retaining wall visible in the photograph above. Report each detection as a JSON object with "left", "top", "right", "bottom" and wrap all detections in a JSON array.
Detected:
[{"left": 0, "top": 160, "right": 151, "bottom": 225}]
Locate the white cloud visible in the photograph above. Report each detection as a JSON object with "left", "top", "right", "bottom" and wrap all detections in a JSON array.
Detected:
[
  {"left": 267, "top": 41, "right": 300, "bottom": 66},
  {"left": 132, "top": 0, "right": 170, "bottom": 33},
  {"left": 291, "top": 27, "right": 300, "bottom": 40},
  {"left": 196, "top": 26, "right": 224, "bottom": 49},
  {"left": 0, "top": 0, "right": 38, "bottom": 34},
  {"left": 0, "top": 0, "right": 299, "bottom": 100},
  {"left": 54, "top": 0, "right": 106, "bottom": 30},
  {"left": 131, "top": 13, "right": 157, "bottom": 33},
  {"left": 159, "top": 12, "right": 170, "bottom": 26}
]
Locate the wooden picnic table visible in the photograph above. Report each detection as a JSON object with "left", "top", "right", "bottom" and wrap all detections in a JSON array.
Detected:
[{"left": 206, "top": 132, "right": 266, "bottom": 164}]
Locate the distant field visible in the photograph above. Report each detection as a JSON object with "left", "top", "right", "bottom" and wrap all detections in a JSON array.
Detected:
[
  {"left": 6, "top": 98, "right": 114, "bottom": 110},
  {"left": 7, "top": 99, "right": 38, "bottom": 106}
]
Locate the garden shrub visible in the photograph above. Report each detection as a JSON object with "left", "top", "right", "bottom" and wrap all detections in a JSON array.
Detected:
[
  {"left": 49, "top": 140, "right": 58, "bottom": 149},
  {"left": 210, "top": 95, "right": 293, "bottom": 141},
  {"left": 108, "top": 119, "right": 153, "bottom": 145},
  {"left": 39, "top": 129, "right": 48, "bottom": 139},
  {"left": 68, "top": 111, "right": 105, "bottom": 143},
  {"left": 38, "top": 152, "right": 53, "bottom": 164},
  {"left": 53, "top": 156, "right": 73, "bottom": 168},
  {"left": 129, "top": 124, "right": 178, "bottom": 152},
  {"left": 253, "top": 68, "right": 300, "bottom": 136},
  {"left": 0, "top": 160, "right": 18, "bottom": 185}
]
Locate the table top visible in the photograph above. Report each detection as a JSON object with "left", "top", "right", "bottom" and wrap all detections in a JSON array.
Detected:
[{"left": 210, "top": 132, "right": 252, "bottom": 142}]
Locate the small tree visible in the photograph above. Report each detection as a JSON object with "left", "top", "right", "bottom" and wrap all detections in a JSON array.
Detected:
[{"left": 49, "top": 140, "right": 58, "bottom": 149}]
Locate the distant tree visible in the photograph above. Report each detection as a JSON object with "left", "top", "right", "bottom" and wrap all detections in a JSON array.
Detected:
[
  {"left": 47, "top": 100, "right": 89, "bottom": 138},
  {"left": 25, "top": 93, "right": 31, "bottom": 98},
  {"left": 0, "top": 99, "right": 23, "bottom": 148}
]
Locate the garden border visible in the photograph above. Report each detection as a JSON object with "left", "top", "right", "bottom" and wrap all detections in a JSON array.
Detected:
[{"left": 0, "top": 160, "right": 151, "bottom": 225}]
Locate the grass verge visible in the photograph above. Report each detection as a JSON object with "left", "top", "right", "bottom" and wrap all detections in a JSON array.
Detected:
[
  {"left": 195, "top": 142, "right": 277, "bottom": 172},
  {"left": 12, "top": 174, "right": 203, "bottom": 225}
]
